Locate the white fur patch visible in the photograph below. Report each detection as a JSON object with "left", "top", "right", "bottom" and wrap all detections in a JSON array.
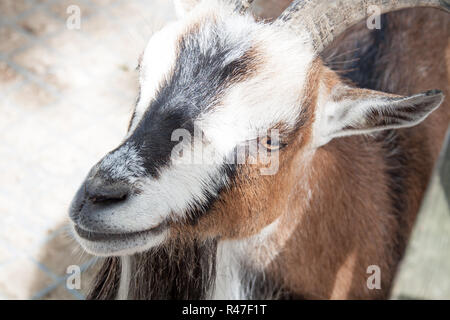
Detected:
[
  {"left": 194, "top": 12, "right": 314, "bottom": 157},
  {"left": 135, "top": 156, "right": 229, "bottom": 224},
  {"left": 212, "top": 240, "right": 246, "bottom": 299},
  {"left": 117, "top": 256, "right": 131, "bottom": 300},
  {"left": 199, "top": 27, "right": 314, "bottom": 156},
  {"left": 211, "top": 219, "right": 280, "bottom": 299}
]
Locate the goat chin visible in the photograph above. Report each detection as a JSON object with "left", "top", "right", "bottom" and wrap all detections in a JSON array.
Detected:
[{"left": 72, "top": 225, "right": 169, "bottom": 257}]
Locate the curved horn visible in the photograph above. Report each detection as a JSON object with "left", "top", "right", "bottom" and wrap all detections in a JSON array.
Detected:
[{"left": 276, "top": 0, "right": 450, "bottom": 53}]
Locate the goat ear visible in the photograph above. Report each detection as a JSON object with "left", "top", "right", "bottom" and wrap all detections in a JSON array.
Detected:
[
  {"left": 173, "top": 0, "right": 202, "bottom": 18},
  {"left": 314, "top": 86, "right": 444, "bottom": 147}
]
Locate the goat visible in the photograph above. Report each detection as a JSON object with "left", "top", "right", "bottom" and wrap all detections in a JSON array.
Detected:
[{"left": 69, "top": 0, "right": 450, "bottom": 299}]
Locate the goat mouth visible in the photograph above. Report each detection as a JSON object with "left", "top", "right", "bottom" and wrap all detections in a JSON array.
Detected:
[{"left": 74, "top": 223, "right": 167, "bottom": 242}]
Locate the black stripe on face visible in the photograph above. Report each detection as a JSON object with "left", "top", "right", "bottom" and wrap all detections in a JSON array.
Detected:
[{"left": 128, "top": 19, "right": 257, "bottom": 178}]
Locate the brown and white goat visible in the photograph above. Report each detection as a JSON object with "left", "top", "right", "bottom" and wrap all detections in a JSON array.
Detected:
[{"left": 69, "top": 0, "right": 450, "bottom": 299}]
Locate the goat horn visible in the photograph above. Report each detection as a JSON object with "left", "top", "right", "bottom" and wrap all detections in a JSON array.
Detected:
[{"left": 276, "top": 0, "right": 450, "bottom": 53}]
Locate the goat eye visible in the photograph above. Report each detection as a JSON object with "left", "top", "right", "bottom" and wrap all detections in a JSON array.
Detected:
[{"left": 260, "top": 136, "right": 281, "bottom": 151}]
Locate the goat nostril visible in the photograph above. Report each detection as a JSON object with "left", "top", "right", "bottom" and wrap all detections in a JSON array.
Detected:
[
  {"left": 89, "top": 193, "right": 127, "bottom": 204},
  {"left": 86, "top": 180, "right": 130, "bottom": 205}
]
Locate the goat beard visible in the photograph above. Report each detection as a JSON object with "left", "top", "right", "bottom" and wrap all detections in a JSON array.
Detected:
[{"left": 87, "top": 238, "right": 218, "bottom": 300}]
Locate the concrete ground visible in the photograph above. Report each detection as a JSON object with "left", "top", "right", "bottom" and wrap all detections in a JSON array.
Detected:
[{"left": 0, "top": 0, "right": 175, "bottom": 300}]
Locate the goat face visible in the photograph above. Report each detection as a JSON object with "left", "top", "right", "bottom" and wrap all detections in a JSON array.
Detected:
[
  {"left": 69, "top": 1, "right": 313, "bottom": 256},
  {"left": 69, "top": 0, "right": 444, "bottom": 256}
]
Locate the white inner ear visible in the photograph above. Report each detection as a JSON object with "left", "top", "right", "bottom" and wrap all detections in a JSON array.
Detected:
[
  {"left": 313, "top": 85, "right": 385, "bottom": 148},
  {"left": 312, "top": 84, "right": 444, "bottom": 148},
  {"left": 313, "top": 84, "right": 341, "bottom": 148},
  {"left": 313, "top": 93, "right": 393, "bottom": 148},
  {"left": 320, "top": 96, "right": 380, "bottom": 138}
]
